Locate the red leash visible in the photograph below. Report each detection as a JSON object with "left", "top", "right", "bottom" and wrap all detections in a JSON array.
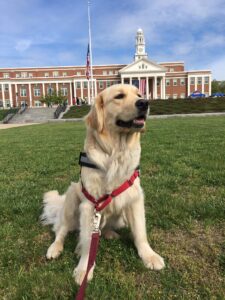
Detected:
[{"left": 75, "top": 170, "right": 139, "bottom": 300}]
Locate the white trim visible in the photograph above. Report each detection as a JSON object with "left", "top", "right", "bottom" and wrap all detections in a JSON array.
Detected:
[
  {"left": 69, "top": 83, "right": 73, "bottom": 105},
  {"left": 9, "top": 83, "right": 13, "bottom": 107},
  {"left": 29, "top": 83, "right": 32, "bottom": 107}
]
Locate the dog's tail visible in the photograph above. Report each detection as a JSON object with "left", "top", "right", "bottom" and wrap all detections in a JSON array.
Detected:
[{"left": 40, "top": 190, "right": 66, "bottom": 232}]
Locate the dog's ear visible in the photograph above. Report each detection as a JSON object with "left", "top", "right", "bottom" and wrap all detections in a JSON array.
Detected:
[{"left": 85, "top": 93, "right": 104, "bottom": 132}]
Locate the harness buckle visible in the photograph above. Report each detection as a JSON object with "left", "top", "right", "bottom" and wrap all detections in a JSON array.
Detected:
[{"left": 92, "top": 211, "right": 101, "bottom": 234}]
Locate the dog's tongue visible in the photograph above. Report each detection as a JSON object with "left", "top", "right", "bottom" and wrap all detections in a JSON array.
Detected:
[
  {"left": 133, "top": 119, "right": 145, "bottom": 125},
  {"left": 133, "top": 118, "right": 145, "bottom": 125}
]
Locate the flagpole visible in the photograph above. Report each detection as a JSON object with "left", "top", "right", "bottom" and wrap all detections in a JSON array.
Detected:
[{"left": 87, "top": 0, "right": 94, "bottom": 104}]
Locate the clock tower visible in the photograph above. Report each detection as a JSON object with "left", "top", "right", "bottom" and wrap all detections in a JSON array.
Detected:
[{"left": 134, "top": 28, "right": 148, "bottom": 61}]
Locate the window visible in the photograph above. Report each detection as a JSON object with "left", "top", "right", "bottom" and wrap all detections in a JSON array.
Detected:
[
  {"left": 180, "top": 78, "right": 185, "bottom": 86},
  {"left": 170, "top": 68, "right": 174, "bottom": 72},
  {"left": 106, "top": 81, "right": 111, "bottom": 87},
  {"left": 166, "top": 94, "right": 170, "bottom": 99},
  {"left": 3, "top": 73, "right": 9, "bottom": 78},
  {"left": 109, "top": 70, "right": 113, "bottom": 75},
  {"left": 20, "top": 88, "right": 27, "bottom": 97},
  {"left": 204, "top": 77, "right": 209, "bottom": 84},
  {"left": 197, "top": 77, "right": 202, "bottom": 85},
  {"left": 166, "top": 79, "right": 170, "bottom": 86},
  {"left": 4, "top": 84, "right": 9, "bottom": 91},
  {"left": 29, "top": 73, "right": 33, "bottom": 78},
  {"left": 180, "top": 93, "right": 185, "bottom": 98},
  {"left": 63, "top": 72, "right": 67, "bottom": 77},
  {"left": 103, "top": 71, "right": 107, "bottom": 75},
  {"left": 190, "top": 77, "right": 195, "bottom": 85},
  {"left": 157, "top": 79, "right": 160, "bottom": 86},
  {"left": 76, "top": 82, "right": 81, "bottom": 89},
  {"left": 173, "top": 94, "right": 178, "bottom": 99},
  {"left": 115, "top": 71, "right": 118, "bottom": 75},
  {"left": 83, "top": 82, "right": 88, "bottom": 89},
  {"left": 35, "top": 101, "right": 42, "bottom": 107},
  {"left": 21, "top": 72, "right": 27, "bottom": 78},
  {"left": 47, "top": 87, "right": 54, "bottom": 95},
  {"left": 34, "top": 88, "right": 41, "bottom": 96},
  {"left": 61, "top": 87, "right": 68, "bottom": 96},
  {"left": 173, "top": 79, "right": 177, "bottom": 86},
  {"left": 16, "top": 73, "right": 20, "bottom": 78},
  {"left": 99, "top": 81, "right": 104, "bottom": 89},
  {"left": 53, "top": 71, "right": 59, "bottom": 77},
  {"left": 77, "top": 71, "right": 81, "bottom": 76},
  {"left": 45, "top": 73, "right": 49, "bottom": 77}
]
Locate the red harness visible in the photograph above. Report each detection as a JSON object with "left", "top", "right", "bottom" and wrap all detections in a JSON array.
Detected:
[
  {"left": 81, "top": 169, "right": 140, "bottom": 211},
  {"left": 75, "top": 169, "right": 140, "bottom": 300}
]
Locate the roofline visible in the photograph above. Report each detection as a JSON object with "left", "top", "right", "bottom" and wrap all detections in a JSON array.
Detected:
[
  {"left": 0, "top": 63, "right": 126, "bottom": 71},
  {"left": 159, "top": 61, "right": 185, "bottom": 64}
]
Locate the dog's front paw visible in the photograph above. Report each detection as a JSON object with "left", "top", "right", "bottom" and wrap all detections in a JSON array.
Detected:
[
  {"left": 143, "top": 252, "right": 165, "bottom": 270},
  {"left": 46, "top": 241, "right": 63, "bottom": 259},
  {"left": 73, "top": 264, "right": 95, "bottom": 285}
]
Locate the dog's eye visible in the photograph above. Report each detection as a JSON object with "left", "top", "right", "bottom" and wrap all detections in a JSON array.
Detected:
[
  {"left": 115, "top": 93, "right": 125, "bottom": 100},
  {"left": 137, "top": 93, "right": 142, "bottom": 98}
]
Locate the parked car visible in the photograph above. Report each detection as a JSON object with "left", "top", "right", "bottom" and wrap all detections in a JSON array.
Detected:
[
  {"left": 188, "top": 91, "right": 205, "bottom": 99},
  {"left": 211, "top": 92, "right": 225, "bottom": 97}
]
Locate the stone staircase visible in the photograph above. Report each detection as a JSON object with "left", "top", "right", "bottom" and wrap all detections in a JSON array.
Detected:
[{"left": 9, "top": 108, "right": 56, "bottom": 124}]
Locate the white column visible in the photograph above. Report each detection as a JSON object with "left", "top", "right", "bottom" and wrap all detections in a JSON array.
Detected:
[
  {"left": 194, "top": 76, "right": 197, "bottom": 91},
  {"left": 162, "top": 76, "right": 166, "bottom": 99},
  {"left": 121, "top": 77, "right": 124, "bottom": 84},
  {"left": 81, "top": 81, "right": 84, "bottom": 99},
  {"left": 9, "top": 83, "right": 13, "bottom": 107},
  {"left": 69, "top": 82, "right": 73, "bottom": 106},
  {"left": 56, "top": 82, "right": 59, "bottom": 95},
  {"left": 209, "top": 74, "right": 212, "bottom": 96},
  {"left": 146, "top": 77, "right": 149, "bottom": 99},
  {"left": 29, "top": 83, "right": 32, "bottom": 107},
  {"left": 15, "top": 84, "right": 18, "bottom": 107},
  {"left": 138, "top": 77, "right": 141, "bottom": 91},
  {"left": 187, "top": 76, "right": 190, "bottom": 97},
  {"left": 202, "top": 77, "right": 204, "bottom": 94},
  {"left": 42, "top": 83, "right": 45, "bottom": 97},
  {"left": 73, "top": 80, "right": 77, "bottom": 101},
  {"left": 129, "top": 77, "right": 132, "bottom": 85},
  {"left": 160, "top": 77, "right": 163, "bottom": 99},
  {"left": 154, "top": 76, "right": 157, "bottom": 99},
  {"left": 1, "top": 84, "right": 6, "bottom": 108}
]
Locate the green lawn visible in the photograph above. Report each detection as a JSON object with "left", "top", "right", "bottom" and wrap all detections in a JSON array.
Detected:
[{"left": 0, "top": 117, "right": 225, "bottom": 299}]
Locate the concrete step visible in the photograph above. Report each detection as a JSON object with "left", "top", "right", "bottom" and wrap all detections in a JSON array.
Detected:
[{"left": 9, "top": 108, "right": 56, "bottom": 124}]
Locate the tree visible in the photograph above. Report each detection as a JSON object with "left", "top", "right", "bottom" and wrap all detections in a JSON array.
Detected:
[
  {"left": 211, "top": 80, "right": 225, "bottom": 94},
  {"left": 40, "top": 91, "right": 67, "bottom": 107}
]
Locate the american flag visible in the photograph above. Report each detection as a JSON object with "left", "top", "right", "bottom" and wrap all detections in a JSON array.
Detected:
[
  {"left": 139, "top": 79, "right": 146, "bottom": 96},
  {"left": 86, "top": 44, "right": 90, "bottom": 80}
]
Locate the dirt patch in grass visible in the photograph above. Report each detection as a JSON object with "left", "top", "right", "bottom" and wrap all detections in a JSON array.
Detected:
[{"left": 146, "top": 221, "right": 225, "bottom": 299}]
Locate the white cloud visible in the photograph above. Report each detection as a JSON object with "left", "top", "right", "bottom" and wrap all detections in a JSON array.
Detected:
[{"left": 15, "top": 39, "right": 32, "bottom": 52}]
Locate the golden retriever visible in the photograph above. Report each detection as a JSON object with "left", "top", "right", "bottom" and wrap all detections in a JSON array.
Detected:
[{"left": 41, "top": 84, "right": 165, "bottom": 285}]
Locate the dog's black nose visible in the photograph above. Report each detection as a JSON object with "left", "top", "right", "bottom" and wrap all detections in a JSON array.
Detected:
[{"left": 135, "top": 99, "right": 149, "bottom": 111}]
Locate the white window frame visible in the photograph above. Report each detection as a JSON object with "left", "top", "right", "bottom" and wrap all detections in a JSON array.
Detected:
[
  {"left": 166, "top": 79, "right": 170, "bottom": 86},
  {"left": 34, "top": 88, "right": 41, "bottom": 97},
  {"left": 190, "top": 77, "right": 195, "bottom": 85},
  {"left": 21, "top": 72, "right": 27, "bottom": 78},
  {"left": 180, "top": 78, "right": 185, "bottom": 86},
  {"left": 173, "top": 94, "right": 178, "bottom": 99},
  {"left": 45, "top": 72, "right": 49, "bottom": 77},
  {"left": 62, "top": 72, "right": 67, "bottom": 77},
  {"left": 103, "top": 71, "right": 107, "bottom": 76},
  {"left": 197, "top": 77, "right": 202, "bottom": 85},
  {"left": 20, "top": 88, "right": 27, "bottom": 97},
  {"left": 3, "top": 73, "right": 9, "bottom": 78},
  {"left": 53, "top": 71, "right": 59, "bottom": 77},
  {"left": 180, "top": 93, "right": 185, "bottom": 99},
  {"left": 76, "top": 82, "right": 81, "bottom": 89},
  {"left": 61, "top": 87, "right": 68, "bottom": 96},
  {"left": 204, "top": 77, "right": 209, "bottom": 84},
  {"left": 106, "top": 81, "right": 111, "bottom": 87},
  {"left": 99, "top": 81, "right": 104, "bottom": 89},
  {"left": 173, "top": 79, "right": 177, "bottom": 86}
]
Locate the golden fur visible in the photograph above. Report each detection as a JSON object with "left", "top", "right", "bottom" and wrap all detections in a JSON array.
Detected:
[{"left": 41, "top": 84, "right": 165, "bottom": 285}]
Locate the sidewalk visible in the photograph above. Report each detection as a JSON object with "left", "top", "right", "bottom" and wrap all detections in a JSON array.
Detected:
[{"left": 0, "top": 123, "right": 39, "bottom": 130}]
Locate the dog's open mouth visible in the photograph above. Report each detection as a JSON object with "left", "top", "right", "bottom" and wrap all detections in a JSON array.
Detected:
[{"left": 116, "top": 115, "right": 146, "bottom": 128}]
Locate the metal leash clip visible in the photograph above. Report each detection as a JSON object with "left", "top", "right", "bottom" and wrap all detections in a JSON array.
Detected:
[{"left": 92, "top": 210, "right": 101, "bottom": 234}]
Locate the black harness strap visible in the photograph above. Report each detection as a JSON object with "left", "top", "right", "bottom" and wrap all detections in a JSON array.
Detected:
[{"left": 79, "top": 152, "right": 99, "bottom": 169}]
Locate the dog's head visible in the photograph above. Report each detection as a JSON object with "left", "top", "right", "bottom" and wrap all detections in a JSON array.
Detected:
[{"left": 86, "top": 84, "right": 149, "bottom": 134}]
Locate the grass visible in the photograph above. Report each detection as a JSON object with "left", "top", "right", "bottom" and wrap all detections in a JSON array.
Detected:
[
  {"left": 62, "top": 98, "right": 225, "bottom": 119},
  {"left": 0, "top": 117, "right": 225, "bottom": 299}
]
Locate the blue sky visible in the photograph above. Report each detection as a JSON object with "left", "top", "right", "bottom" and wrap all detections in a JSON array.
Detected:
[{"left": 0, "top": 0, "right": 225, "bottom": 79}]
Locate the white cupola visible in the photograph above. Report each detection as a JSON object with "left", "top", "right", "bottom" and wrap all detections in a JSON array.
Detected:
[{"left": 134, "top": 28, "right": 148, "bottom": 61}]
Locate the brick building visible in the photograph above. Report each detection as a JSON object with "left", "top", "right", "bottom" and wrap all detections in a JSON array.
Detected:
[{"left": 0, "top": 29, "right": 211, "bottom": 108}]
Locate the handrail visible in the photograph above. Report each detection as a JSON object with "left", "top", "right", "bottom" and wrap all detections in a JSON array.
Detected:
[{"left": 54, "top": 104, "right": 67, "bottom": 119}]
